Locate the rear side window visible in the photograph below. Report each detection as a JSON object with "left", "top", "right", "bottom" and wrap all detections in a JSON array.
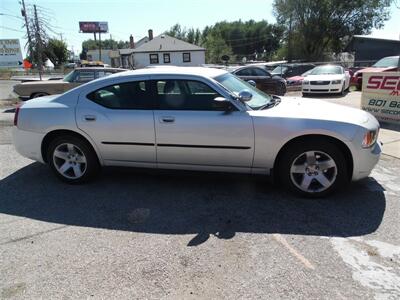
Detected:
[
  {"left": 76, "top": 71, "right": 95, "bottom": 82},
  {"left": 155, "top": 80, "right": 225, "bottom": 111},
  {"left": 235, "top": 68, "right": 252, "bottom": 76},
  {"left": 87, "top": 81, "right": 152, "bottom": 109}
]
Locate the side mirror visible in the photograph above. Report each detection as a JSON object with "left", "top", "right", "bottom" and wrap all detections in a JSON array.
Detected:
[
  {"left": 213, "top": 97, "right": 233, "bottom": 111},
  {"left": 238, "top": 90, "right": 253, "bottom": 102},
  {"left": 247, "top": 80, "right": 256, "bottom": 87}
]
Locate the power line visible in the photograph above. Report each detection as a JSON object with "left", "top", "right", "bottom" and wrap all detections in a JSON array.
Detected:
[{"left": 0, "top": 26, "right": 24, "bottom": 33}]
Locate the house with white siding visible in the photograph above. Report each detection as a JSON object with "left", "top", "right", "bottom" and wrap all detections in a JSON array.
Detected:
[{"left": 130, "top": 33, "right": 205, "bottom": 68}]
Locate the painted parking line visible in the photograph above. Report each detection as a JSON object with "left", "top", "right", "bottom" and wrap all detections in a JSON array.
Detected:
[{"left": 273, "top": 233, "right": 315, "bottom": 270}]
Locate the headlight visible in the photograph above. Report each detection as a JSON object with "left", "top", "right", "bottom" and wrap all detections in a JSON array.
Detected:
[
  {"left": 303, "top": 80, "right": 309, "bottom": 84},
  {"left": 332, "top": 80, "right": 342, "bottom": 84},
  {"left": 362, "top": 129, "right": 379, "bottom": 148}
]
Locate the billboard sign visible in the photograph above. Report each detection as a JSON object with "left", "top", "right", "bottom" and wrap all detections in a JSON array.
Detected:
[
  {"left": 361, "top": 72, "right": 400, "bottom": 124},
  {"left": 0, "top": 39, "right": 23, "bottom": 68},
  {"left": 79, "top": 22, "right": 108, "bottom": 33}
]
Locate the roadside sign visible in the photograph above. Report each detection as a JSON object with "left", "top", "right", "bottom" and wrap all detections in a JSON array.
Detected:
[
  {"left": 361, "top": 72, "right": 400, "bottom": 124},
  {"left": 0, "top": 39, "right": 23, "bottom": 68},
  {"left": 79, "top": 22, "right": 109, "bottom": 33}
]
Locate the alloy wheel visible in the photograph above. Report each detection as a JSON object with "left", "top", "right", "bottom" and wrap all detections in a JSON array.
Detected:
[
  {"left": 289, "top": 150, "right": 337, "bottom": 193},
  {"left": 52, "top": 143, "right": 87, "bottom": 179}
]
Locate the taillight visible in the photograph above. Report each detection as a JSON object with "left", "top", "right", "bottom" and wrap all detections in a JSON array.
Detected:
[{"left": 14, "top": 105, "right": 21, "bottom": 126}]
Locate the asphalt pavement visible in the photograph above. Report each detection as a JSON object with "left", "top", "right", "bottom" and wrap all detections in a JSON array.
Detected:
[{"left": 0, "top": 84, "right": 399, "bottom": 299}]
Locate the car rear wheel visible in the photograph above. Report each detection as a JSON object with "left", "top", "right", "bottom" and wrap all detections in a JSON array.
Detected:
[
  {"left": 278, "top": 140, "right": 348, "bottom": 197},
  {"left": 32, "top": 92, "right": 49, "bottom": 99},
  {"left": 47, "top": 135, "right": 100, "bottom": 183}
]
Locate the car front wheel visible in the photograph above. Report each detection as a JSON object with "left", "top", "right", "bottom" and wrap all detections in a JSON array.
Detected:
[
  {"left": 47, "top": 135, "right": 100, "bottom": 183},
  {"left": 278, "top": 140, "right": 348, "bottom": 197}
]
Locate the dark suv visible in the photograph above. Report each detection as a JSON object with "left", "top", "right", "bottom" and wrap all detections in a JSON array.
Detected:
[
  {"left": 271, "top": 63, "right": 315, "bottom": 79},
  {"left": 228, "top": 65, "right": 287, "bottom": 95}
]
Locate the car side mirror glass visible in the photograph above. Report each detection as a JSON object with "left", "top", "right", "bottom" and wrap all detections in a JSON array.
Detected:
[
  {"left": 247, "top": 80, "right": 256, "bottom": 87},
  {"left": 238, "top": 90, "right": 253, "bottom": 102}
]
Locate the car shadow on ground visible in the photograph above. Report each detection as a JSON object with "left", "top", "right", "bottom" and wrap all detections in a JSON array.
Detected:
[{"left": 0, "top": 163, "right": 386, "bottom": 246}]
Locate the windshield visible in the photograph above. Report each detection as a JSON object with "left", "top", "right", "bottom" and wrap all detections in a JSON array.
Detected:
[
  {"left": 63, "top": 70, "right": 76, "bottom": 82},
  {"left": 309, "top": 66, "right": 342, "bottom": 75},
  {"left": 372, "top": 57, "right": 399, "bottom": 68},
  {"left": 214, "top": 73, "right": 272, "bottom": 109},
  {"left": 271, "top": 65, "right": 288, "bottom": 74}
]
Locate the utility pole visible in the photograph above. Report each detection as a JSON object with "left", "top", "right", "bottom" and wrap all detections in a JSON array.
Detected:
[
  {"left": 98, "top": 30, "right": 102, "bottom": 61},
  {"left": 33, "top": 5, "right": 43, "bottom": 80},
  {"left": 21, "top": 0, "right": 33, "bottom": 62},
  {"left": 287, "top": 12, "right": 293, "bottom": 63}
]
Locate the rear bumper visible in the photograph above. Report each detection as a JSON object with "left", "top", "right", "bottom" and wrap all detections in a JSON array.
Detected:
[{"left": 12, "top": 127, "right": 45, "bottom": 163}]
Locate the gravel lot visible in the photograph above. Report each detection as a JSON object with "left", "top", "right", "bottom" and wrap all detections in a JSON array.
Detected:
[{"left": 0, "top": 85, "right": 399, "bottom": 299}]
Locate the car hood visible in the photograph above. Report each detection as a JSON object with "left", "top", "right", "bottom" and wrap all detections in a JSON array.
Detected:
[
  {"left": 250, "top": 96, "right": 370, "bottom": 125},
  {"left": 357, "top": 67, "right": 397, "bottom": 74},
  {"left": 305, "top": 74, "right": 344, "bottom": 81}
]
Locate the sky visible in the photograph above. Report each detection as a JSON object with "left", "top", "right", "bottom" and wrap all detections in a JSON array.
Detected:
[{"left": 1, "top": 0, "right": 399, "bottom": 57}]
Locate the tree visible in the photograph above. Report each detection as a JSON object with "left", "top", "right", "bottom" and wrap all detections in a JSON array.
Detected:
[
  {"left": 45, "top": 39, "right": 68, "bottom": 67},
  {"left": 273, "top": 0, "right": 393, "bottom": 61},
  {"left": 80, "top": 38, "right": 129, "bottom": 58},
  {"left": 203, "top": 32, "right": 234, "bottom": 64}
]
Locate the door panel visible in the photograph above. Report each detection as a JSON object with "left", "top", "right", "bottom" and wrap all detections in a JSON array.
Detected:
[
  {"left": 76, "top": 80, "right": 156, "bottom": 164},
  {"left": 154, "top": 110, "right": 254, "bottom": 168}
]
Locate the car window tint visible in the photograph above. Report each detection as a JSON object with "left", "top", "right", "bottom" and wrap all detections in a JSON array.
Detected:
[
  {"left": 155, "top": 80, "right": 224, "bottom": 111},
  {"left": 76, "top": 71, "right": 95, "bottom": 82},
  {"left": 97, "top": 71, "right": 114, "bottom": 78},
  {"left": 87, "top": 81, "right": 152, "bottom": 109},
  {"left": 252, "top": 68, "right": 269, "bottom": 76},
  {"left": 235, "top": 68, "right": 252, "bottom": 76}
]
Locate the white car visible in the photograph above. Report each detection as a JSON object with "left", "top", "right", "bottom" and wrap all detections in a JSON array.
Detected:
[
  {"left": 13, "top": 67, "right": 381, "bottom": 197},
  {"left": 302, "top": 65, "right": 350, "bottom": 96}
]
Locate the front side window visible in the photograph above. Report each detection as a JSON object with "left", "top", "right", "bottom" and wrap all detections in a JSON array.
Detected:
[
  {"left": 182, "top": 52, "right": 191, "bottom": 63},
  {"left": 163, "top": 53, "right": 170, "bottom": 63},
  {"left": 252, "top": 68, "right": 269, "bottom": 76},
  {"left": 155, "top": 79, "right": 226, "bottom": 111},
  {"left": 87, "top": 81, "right": 152, "bottom": 109},
  {"left": 149, "top": 54, "right": 159, "bottom": 64}
]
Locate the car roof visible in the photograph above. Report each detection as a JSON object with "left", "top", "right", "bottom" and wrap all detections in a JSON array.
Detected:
[
  {"left": 75, "top": 67, "right": 126, "bottom": 71},
  {"left": 227, "top": 65, "right": 267, "bottom": 72},
  {"left": 109, "top": 66, "right": 228, "bottom": 79}
]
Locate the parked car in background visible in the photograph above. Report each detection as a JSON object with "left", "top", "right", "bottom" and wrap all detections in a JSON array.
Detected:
[
  {"left": 228, "top": 65, "right": 287, "bottom": 95},
  {"left": 271, "top": 63, "right": 315, "bottom": 79},
  {"left": 351, "top": 56, "right": 399, "bottom": 90},
  {"left": 249, "top": 60, "right": 288, "bottom": 71},
  {"left": 286, "top": 69, "right": 313, "bottom": 90},
  {"left": 13, "top": 67, "right": 126, "bottom": 100},
  {"left": 302, "top": 65, "right": 350, "bottom": 96},
  {"left": 13, "top": 67, "right": 381, "bottom": 197}
]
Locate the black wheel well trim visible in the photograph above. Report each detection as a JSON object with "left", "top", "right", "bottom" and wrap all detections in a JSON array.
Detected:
[
  {"left": 41, "top": 129, "right": 102, "bottom": 164},
  {"left": 272, "top": 134, "right": 353, "bottom": 182}
]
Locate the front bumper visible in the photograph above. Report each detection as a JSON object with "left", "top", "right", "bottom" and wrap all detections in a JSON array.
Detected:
[
  {"left": 302, "top": 83, "right": 343, "bottom": 93},
  {"left": 351, "top": 141, "right": 382, "bottom": 181},
  {"left": 12, "top": 127, "right": 46, "bottom": 163}
]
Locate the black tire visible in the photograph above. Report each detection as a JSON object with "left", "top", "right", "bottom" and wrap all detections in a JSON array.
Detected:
[
  {"left": 31, "top": 92, "right": 49, "bottom": 99},
  {"left": 340, "top": 82, "right": 346, "bottom": 95},
  {"left": 302, "top": 92, "right": 309, "bottom": 97},
  {"left": 276, "top": 82, "right": 286, "bottom": 96},
  {"left": 47, "top": 135, "right": 100, "bottom": 184},
  {"left": 278, "top": 140, "right": 348, "bottom": 198}
]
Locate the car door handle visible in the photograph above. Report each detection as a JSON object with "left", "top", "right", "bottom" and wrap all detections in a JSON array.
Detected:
[
  {"left": 160, "top": 116, "right": 175, "bottom": 123},
  {"left": 84, "top": 115, "right": 96, "bottom": 121}
]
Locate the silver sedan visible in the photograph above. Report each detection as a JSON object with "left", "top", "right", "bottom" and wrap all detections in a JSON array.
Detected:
[{"left": 13, "top": 67, "right": 381, "bottom": 197}]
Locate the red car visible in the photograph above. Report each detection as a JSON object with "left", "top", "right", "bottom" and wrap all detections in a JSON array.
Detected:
[{"left": 351, "top": 56, "right": 399, "bottom": 90}]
